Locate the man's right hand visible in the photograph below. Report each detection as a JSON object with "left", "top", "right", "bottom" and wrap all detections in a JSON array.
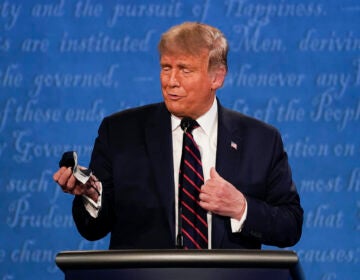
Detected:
[{"left": 53, "top": 166, "right": 100, "bottom": 202}]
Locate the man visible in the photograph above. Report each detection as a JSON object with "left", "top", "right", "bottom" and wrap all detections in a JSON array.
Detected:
[{"left": 53, "top": 22, "right": 303, "bottom": 250}]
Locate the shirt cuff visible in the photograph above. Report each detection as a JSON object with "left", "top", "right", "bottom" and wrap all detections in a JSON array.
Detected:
[
  {"left": 230, "top": 202, "right": 248, "bottom": 233},
  {"left": 82, "top": 182, "right": 102, "bottom": 218}
]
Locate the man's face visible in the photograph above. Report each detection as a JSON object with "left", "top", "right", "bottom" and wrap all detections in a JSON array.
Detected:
[{"left": 160, "top": 51, "right": 222, "bottom": 119}]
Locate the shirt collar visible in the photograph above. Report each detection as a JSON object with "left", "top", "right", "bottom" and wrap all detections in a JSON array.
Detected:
[{"left": 171, "top": 98, "right": 218, "bottom": 135}]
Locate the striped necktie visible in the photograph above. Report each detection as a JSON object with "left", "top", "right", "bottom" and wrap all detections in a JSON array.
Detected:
[{"left": 177, "top": 117, "right": 208, "bottom": 249}]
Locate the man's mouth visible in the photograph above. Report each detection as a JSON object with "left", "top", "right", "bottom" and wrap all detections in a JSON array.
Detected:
[{"left": 167, "top": 93, "right": 183, "bottom": 100}]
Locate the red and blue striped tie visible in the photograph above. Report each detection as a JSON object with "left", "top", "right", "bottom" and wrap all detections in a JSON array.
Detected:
[{"left": 178, "top": 117, "right": 208, "bottom": 249}]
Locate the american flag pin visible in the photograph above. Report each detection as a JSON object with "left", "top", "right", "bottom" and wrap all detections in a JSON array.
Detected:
[{"left": 230, "top": 141, "right": 238, "bottom": 150}]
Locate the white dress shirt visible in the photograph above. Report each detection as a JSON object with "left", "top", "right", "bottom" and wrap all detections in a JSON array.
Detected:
[{"left": 171, "top": 98, "right": 247, "bottom": 249}]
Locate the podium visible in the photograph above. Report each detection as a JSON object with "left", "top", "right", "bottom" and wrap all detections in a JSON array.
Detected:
[{"left": 56, "top": 249, "right": 305, "bottom": 280}]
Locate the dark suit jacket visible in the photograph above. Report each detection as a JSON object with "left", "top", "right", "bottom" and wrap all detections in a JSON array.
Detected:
[{"left": 73, "top": 101, "right": 303, "bottom": 249}]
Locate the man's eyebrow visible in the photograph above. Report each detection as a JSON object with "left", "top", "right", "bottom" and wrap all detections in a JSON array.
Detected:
[
  {"left": 178, "top": 62, "right": 191, "bottom": 67},
  {"left": 160, "top": 62, "right": 171, "bottom": 67},
  {"left": 160, "top": 62, "right": 194, "bottom": 69}
]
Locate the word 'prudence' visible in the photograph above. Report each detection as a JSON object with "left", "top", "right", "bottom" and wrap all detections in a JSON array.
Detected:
[{"left": 7, "top": 194, "right": 73, "bottom": 228}]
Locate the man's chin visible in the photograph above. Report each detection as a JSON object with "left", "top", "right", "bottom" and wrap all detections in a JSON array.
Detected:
[{"left": 165, "top": 103, "right": 186, "bottom": 118}]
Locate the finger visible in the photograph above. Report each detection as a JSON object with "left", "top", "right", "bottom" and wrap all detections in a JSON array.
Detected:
[
  {"left": 202, "top": 176, "right": 220, "bottom": 193},
  {"left": 200, "top": 183, "right": 210, "bottom": 194},
  {"left": 200, "top": 188, "right": 221, "bottom": 211},
  {"left": 53, "top": 166, "right": 68, "bottom": 182},
  {"left": 199, "top": 200, "right": 211, "bottom": 211},
  {"left": 56, "top": 167, "right": 72, "bottom": 185},
  {"left": 72, "top": 184, "right": 87, "bottom": 195},
  {"left": 201, "top": 180, "right": 217, "bottom": 195},
  {"left": 65, "top": 174, "right": 78, "bottom": 192},
  {"left": 199, "top": 191, "right": 209, "bottom": 202},
  {"left": 199, "top": 199, "right": 221, "bottom": 214}
]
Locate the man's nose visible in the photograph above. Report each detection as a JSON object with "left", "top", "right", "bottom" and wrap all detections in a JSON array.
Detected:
[{"left": 169, "top": 71, "right": 180, "bottom": 87}]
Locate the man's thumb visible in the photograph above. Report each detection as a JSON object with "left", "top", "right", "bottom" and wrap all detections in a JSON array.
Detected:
[{"left": 210, "top": 167, "right": 221, "bottom": 179}]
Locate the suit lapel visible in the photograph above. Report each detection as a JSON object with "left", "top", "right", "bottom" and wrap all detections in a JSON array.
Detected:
[
  {"left": 144, "top": 104, "right": 176, "bottom": 243},
  {"left": 212, "top": 102, "right": 244, "bottom": 248}
]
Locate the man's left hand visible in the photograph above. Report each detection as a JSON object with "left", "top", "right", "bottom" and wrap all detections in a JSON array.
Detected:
[{"left": 199, "top": 167, "right": 247, "bottom": 220}]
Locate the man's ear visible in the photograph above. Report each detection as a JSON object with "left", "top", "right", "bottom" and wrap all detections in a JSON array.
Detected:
[{"left": 210, "top": 65, "right": 227, "bottom": 90}]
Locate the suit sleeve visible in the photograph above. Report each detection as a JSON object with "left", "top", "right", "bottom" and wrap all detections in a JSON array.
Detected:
[
  {"left": 240, "top": 130, "right": 303, "bottom": 248},
  {"left": 72, "top": 117, "right": 116, "bottom": 241}
]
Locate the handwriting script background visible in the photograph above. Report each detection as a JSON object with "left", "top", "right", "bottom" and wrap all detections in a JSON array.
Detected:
[{"left": 0, "top": 0, "right": 359, "bottom": 279}]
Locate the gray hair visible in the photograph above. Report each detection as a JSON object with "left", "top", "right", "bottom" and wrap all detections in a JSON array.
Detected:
[{"left": 158, "top": 22, "right": 229, "bottom": 72}]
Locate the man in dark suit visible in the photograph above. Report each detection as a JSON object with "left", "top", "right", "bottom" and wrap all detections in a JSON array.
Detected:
[{"left": 53, "top": 22, "right": 303, "bottom": 250}]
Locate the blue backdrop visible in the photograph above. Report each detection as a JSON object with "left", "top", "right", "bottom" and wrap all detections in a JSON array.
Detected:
[{"left": 0, "top": 0, "right": 359, "bottom": 279}]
